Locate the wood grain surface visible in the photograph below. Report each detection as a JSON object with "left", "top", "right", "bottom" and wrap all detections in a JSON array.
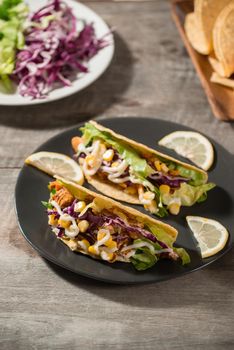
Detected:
[{"left": 0, "top": 1, "right": 234, "bottom": 349}]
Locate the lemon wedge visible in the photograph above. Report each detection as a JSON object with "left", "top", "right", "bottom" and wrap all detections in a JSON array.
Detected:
[
  {"left": 158, "top": 131, "right": 214, "bottom": 171},
  {"left": 25, "top": 151, "right": 84, "bottom": 185},
  {"left": 186, "top": 216, "right": 229, "bottom": 258}
]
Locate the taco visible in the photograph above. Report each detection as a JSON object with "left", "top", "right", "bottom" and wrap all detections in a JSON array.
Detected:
[
  {"left": 71, "top": 121, "right": 215, "bottom": 217},
  {"left": 43, "top": 177, "right": 190, "bottom": 270}
]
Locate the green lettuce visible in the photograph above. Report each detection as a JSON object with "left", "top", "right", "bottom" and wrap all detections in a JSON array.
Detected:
[
  {"left": 147, "top": 223, "right": 174, "bottom": 248},
  {"left": 130, "top": 239, "right": 158, "bottom": 271},
  {"left": 146, "top": 227, "right": 190, "bottom": 265},
  {"left": 175, "top": 164, "right": 207, "bottom": 186},
  {"left": 131, "top": 248, "right": 157, "bottom": 271},
  {"left": 174, "top": 248, "right": 191, "bottom": 265},
  {"left": 129, "top": 238, "right": 190, "bottom": 270},
  {"left": 161, "top": 182, "right": 215, "bottom": 207},
  {"left": 161, "top": 159, "right": 207, "bottom": 186},
  {"left": 147, "top": 225, "right": 190, "bottom": 265},
  {"left": 41, "top": 201, "right": 53, "bottom": 209},
  {"left": 0, "top": 0, "right": 28, "bottom": 92},
  {"left": 81, "top": 123, "right": 153, "bottom": 178}
]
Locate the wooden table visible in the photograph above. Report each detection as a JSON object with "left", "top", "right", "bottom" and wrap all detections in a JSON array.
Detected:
[{"left": 1, "top": 1, "right": 234, "bottom": 349}]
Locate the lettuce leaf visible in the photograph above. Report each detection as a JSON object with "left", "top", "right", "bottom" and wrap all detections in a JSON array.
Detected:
[
  {"left": 174, "top": 248, "right": 191, "bottom": 265},
  {"left": 175, "top": 164, "right": 207, "bottom": 186},
  {"left": 130, "top": 246, "right": 158, "bottom": 271},
  {"left": 147, "top": 226, "right": 190, "bottom": 264},
  {"left": 81, "top": 123, "right": 153, "bottom": 177},
  {"left": 161, "top": 182, "right": 215, "bottom": 207},
  {"left": 41, "top": 201, "right": 53, "bottom": 209},
  {"left": 147, "top": 223, "right": 175, "bottom": 248},
  {"left": 0, "top": 0, "right": 28, "bottom": 91},
  {"left": 130, "top": 239, "right": 190, "bottom": 269}
]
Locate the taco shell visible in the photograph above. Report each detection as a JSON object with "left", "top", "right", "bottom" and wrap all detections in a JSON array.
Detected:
[
  {"left": 86, "top": 175, "right": 141, "bottom": 204},
  {"left": 56, "top": 176, "right": 178, "bottom": 242},
  {"left": 89, "top": 121, "right": 208, "bottom": 179},
  {"left": 80, "top": 121, "right": 208, "bottom": 204}
]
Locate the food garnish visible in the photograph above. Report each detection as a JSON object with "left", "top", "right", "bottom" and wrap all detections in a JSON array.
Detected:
[
  {"left": 186, "top": 216, "right": 229, "bottom": 258},
  {"left": 25, "top": 151, "right": 84, "bottom": 185},
  {"left": 158, "top": 131, "right": 214, "bottom": 171}
]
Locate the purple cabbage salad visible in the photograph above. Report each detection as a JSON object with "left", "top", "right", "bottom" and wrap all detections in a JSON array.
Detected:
[{"left": 13, "top": 0, "right": 110, "bottom": 99}]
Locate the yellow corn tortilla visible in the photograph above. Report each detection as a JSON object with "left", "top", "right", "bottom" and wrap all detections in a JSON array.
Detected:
[
  {"left": 82, "top": 121, "right": 208, "bottom": 202},
  {"left": 213, "top": 1, "right": 234, "bottom": 78},
  {"left": 55, "top": 176, "right": 178, "bottom": 243},
  {"left": 210, "top": 72, "right": 234, "bottom": 89},
  {"left": 209, "top": 56, "right": 227, "bottom": 78},
  {"left": 185, "top": 12, "right": 209, "bottom": 55},
  {"left": 90, "top": 121, "right": 208, "bottom": 179},
  {"left": 85, "top": 175, "right": 141, "bottom": 204},
  {"left": 194, "top": 0, "right": 231, "bottom": 54}
]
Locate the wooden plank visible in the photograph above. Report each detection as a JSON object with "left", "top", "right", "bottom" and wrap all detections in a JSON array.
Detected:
[{"left": 1, "top": 169, "right": 234, "bottom": 349}]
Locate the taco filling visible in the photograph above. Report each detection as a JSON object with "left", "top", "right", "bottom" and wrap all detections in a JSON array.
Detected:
[
  {"left": 43, "top": 180, "right": 190, "bottom": 270},
  {"left": 71, "top": 122, "right": 215, "bottom": 217}
]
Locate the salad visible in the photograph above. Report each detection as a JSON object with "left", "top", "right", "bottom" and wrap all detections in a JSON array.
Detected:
[
  {"left": 0, "top": 0, "right": 28, "bottom": 91},
  {"left": 0, "top": 0, "right": 109, "bottom": 99}
]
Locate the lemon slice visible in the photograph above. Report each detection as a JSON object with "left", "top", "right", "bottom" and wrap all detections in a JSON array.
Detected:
[
  {"left": 25, "top": 151, "right": 84, "bottom": 185},
  {"left": 186, "top": 216, "right": 229, "bottom": 258},
  {"left": 158, "top": 131, "right": 214, "bottom": 171}
]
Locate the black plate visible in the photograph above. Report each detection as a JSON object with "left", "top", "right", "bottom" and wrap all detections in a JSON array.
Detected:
[{"left": 15, "top": 117, "right": 234, "bottom": 284}]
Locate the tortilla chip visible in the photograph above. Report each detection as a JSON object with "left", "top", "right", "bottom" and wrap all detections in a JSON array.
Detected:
[
  {"left": 209, "top": 56, "right": 227, "bottom": 77},
  {"left": 210, "top": 72, "right": 234, "bottom": 89},
  {"left": 195, "top": 0, "right": 231, "bottom": 54},
  {"left": 185, "top": 12, "right": 210, "bottom": 55},
  {"left": 213, "top": 1, "right": 234, "bottom": 78}
]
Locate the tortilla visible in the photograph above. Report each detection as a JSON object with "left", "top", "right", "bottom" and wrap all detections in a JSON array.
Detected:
[
  {"left": 55, "top": 176, "right": 178, "bottom": 242},
  {"left": 209, "top": 56, "right": 227, "bottom": 78},
  {"left": 89, "top": 121, "right": 208, "bottom": 178},
  {"left": 86, "top": 175, "right": 141, "bottom": 204},
  {"left": 213, "top": 1, "right": 234, "bottom": 78},
  {"left": 210, "top": 72, "right": 234, "bottom": 89},
  {"left": 195, "top": 0, "right": 231, "bottom": 54},
  {"left": 78, "top": 121, "right": 209, "bottom": 205},
  {"left": 185, "top": 12, "right": 209, "bottom": 55}
]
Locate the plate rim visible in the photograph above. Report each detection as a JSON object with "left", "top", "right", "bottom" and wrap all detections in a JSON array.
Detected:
[{"left": 14, "top": 116, "right": 234, "bottom": 284}]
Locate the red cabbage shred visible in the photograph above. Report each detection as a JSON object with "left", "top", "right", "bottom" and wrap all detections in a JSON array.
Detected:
[{"left": 13, "top": 0, "right": 110, "bottom": 99}]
